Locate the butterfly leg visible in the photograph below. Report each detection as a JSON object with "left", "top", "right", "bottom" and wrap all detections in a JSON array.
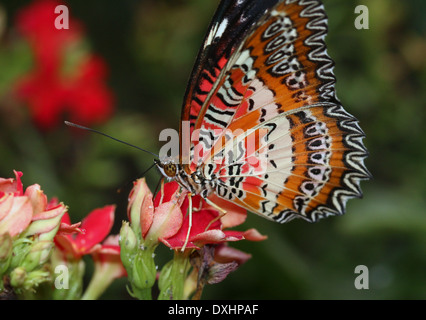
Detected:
[
  {"left": 181, "top": 193, "right": 193, "bottom": 252},
  {"left": 205, "top": 198, "right": 227, "bottom": 214},
  {"left": 204, "top": 198, "right": 227, "bottom": 231},
  {"left": 159, "top": 177, "right": 165, "bottom": 204}
]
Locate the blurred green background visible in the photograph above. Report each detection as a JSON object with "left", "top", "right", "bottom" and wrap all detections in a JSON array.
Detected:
[{"left": 0, "top": 0, "right": 425, "bottom": 299}]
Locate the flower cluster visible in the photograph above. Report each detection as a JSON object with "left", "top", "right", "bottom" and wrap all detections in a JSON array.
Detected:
[
  {"left": 14, "top": 0, "right": 114, "bottom": 130},
  {"left": 0, "top": 170, "right": 67, "bottom": 294},
  {"left": 120, "top": 178, "right": 266, "bottom": 299},
  {"left": 0, "top": 170, "right": 125, "bottom": 300},
  {"left": 0, "top": 170, "right": 267, "bottom": 300}
]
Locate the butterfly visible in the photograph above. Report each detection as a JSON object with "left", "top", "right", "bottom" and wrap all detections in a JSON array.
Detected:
[{"left": 155, "top": 0, "right": 370, "bottom": 230}]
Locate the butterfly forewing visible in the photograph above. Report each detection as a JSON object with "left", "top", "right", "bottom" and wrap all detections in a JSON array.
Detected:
[
  {"left": 180, "top": 0, "right": 280, "bottom": 165},
  {"left": 179, "top": 0, "right": 370, "bottom": 223}
]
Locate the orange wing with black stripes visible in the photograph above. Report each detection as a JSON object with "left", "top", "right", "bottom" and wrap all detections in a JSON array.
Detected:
[{"left": 180, "top": 0, "right": 370, "bottom": 223}]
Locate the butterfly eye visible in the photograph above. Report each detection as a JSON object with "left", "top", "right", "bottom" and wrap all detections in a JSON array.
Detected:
[{"left": 164, "top": 163, "right": 177, "bottom": 177}]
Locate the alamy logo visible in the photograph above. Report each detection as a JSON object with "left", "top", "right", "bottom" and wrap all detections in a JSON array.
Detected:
[
  {"left": 54, "top": 5, "right": 69, "bottom": 30},
  {"left": 54, "top": 265, "right": 69, "bottom": 289},
  {"left": 354, "top": 265, "right": 369, "bottom": 290},
  {"left": 354, "top": 5, "right": 369, "bottom": 30}
]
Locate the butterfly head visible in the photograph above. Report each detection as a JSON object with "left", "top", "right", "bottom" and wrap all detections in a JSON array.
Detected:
[{"left": 154, "top": 159, "right": 178, "bottom": 180}]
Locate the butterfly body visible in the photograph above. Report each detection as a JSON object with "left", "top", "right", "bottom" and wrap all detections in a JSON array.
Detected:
[
  {"left": 157, "top": 0, "right": 370, "bottom": 224},
  {"left": 155, "top": 160, "right": 216, "bottom": 199}
]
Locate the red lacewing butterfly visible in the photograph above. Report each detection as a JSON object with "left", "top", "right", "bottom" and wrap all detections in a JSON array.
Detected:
[{"left": 154, "top": 0, "right": 370, "bottom": 228}]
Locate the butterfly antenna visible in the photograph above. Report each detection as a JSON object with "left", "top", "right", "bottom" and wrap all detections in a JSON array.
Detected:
[
  {"left": 65, "top": 121, "right": 159, "bottom": 158},
  {"left": 117, "top": 161, "right": 158, "bottom": 194},
  {"left": 154, "top": 177, "right": 164, "bottom": 198}
]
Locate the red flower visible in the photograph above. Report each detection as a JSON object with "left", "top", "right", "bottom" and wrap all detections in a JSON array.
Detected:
[
  {"left": 64, "top": 56, "right": 114, "bottom": 125},
  {"left": 54, "top": 205, "right": 115, "bottom": 259},
  {"left": 14, "top": 0, "right": 114, "bottom": 130},
  {"left": 0, "top": 170, "right": 24, "bottom": 197},
  {"left": 90, "top": 235, "right": 127, "bottom": 279},
  {"left": 214, "top": 243, "right": 252, "bottom": 265},
  {"left": 15, "top": 0, "right": 82, "bottom": 73},
  {"left": 127, "top": 178, "right": 182, "bottom": 247},
  {"left": 128, "top": 179, "right": 266, "bottom": 250},
  {"left": 0, "top": 171, "right": 32, "bottom": 237},
  {"left": 77, "top": 234, "right": 126, "bottom": 299},
  {"left": 156, "top": 182, "right": 266, "bottom": 250},
  {"left": 0, "top": 170, "right": 67, "bottom": 238},
  {"left": 159, "top": 207, "right": 240, "bottom": 250}
]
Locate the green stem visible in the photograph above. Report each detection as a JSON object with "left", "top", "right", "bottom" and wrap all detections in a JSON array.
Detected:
[
  {"left": 158, "top": 250, "right": 191, "bottom": 300},
  {"left": 129, "top": 286, "right": 152, "bottom": 300},
  {"left": 128, "top": 246, "right": 157, "bottom": 300},
  {"left": 81, "top": 263, "right": 115, "bottom": 300},
  {"left": 172, "top": 252, "right": 190, "bottom": 299}
]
